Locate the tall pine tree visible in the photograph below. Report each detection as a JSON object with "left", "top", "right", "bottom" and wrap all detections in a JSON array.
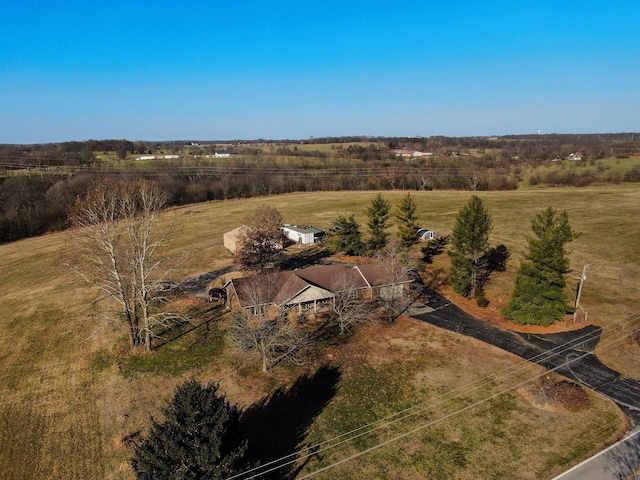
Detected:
[
  {"left": 395, "top": 192, "right": 419, "bottom": 247},
  {"left": 365, "top": 192, "right": 391, "bottom": 253},
  {"left": 131, "top": 379, "right": 248, "bottom": 480},
  {"left": 502, "top": 207, "right": 580, "bottom": 326},
  {"left": 329, "top": 213, "right": 364, "bottom": 255},
  {"left": 448, "top": 195, "right": 492, "bottom": 297}
]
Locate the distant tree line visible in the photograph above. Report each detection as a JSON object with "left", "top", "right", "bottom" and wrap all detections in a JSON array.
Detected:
[{"left": 1, "top": 133, "right": 638, "bottom": 243}]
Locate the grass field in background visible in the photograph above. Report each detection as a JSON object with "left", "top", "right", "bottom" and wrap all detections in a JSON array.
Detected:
[{"left": 0, "top": 185, "right": 638, "bottom": 479}]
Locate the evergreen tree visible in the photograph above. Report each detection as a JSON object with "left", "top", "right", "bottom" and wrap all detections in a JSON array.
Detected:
[
  {"left": 365, "top": 192, "right": 391, "bottom": 253},
  {"left": 448, "top": 195, "right": 492, "bottom": 297},
  {"left": 503, "top": 207, "right": 580, "bottom": 326},
  {"left": 131, "top": 379, "right": 248, "bottom": 480},
  {"left": 395, "top": 192, "right": 420, "bottom": 247},
  {"left": 421, "top": 235, "right": 450, "bottom": 264},
  {"left": 329, "top": 213, "right": 364, "bottom": 256}
]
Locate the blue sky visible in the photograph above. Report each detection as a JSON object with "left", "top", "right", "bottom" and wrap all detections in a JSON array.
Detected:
[{"left": 1, "top": 1, "right": 638, "bottom": 143}]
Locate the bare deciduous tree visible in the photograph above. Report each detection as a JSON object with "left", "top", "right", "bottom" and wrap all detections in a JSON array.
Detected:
[
  {"left": 329, "top": 270, "right": 375, "bottom": 335},
  {"left": 229, "top": 276, "right": 311, "bottom": 372},
  {"left": 230, "top": 309, "right": 310, "bottom": 373},
  {"left": 377, "top": 248, "right": 419, "bottom": 322},
  {"left": 65, "top": 178, "right": 186, "bottom": 350},
  {"left": 237, "top": 205, "right": 287, "bottom": 273}
]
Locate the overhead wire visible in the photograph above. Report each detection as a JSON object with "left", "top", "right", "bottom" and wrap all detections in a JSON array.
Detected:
[
  {"left": 234, "top": 313, "right": 638, "bottom": 478},
  {"left": 226, "top": 322, "right": 603, "bottom": 479},
  {"left": 295, "top": 318, "right": 640, "bottom": 479},
  {"left": 226, "top": 311, "right": 640, "bottom": 479}
]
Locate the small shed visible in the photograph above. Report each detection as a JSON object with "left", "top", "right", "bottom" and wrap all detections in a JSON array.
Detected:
[{"left": 223, "top": 225, "right": 248, "bottom": 254}]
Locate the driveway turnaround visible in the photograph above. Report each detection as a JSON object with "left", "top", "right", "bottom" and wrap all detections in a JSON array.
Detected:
[{"left": 411, "top": 289, "right": 640, "bottom": 426}]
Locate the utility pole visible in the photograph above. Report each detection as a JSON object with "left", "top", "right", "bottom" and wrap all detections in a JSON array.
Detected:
[{"left": 574, "top": 264, "right": 589, "bottom": 322}]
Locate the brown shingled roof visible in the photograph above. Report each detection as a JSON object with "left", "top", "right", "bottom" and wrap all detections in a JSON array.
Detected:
[
  {"left": 356, "top": 262, "right": 412, "bottom": 287},
  {"left": 227, "top": 261, "right": 412, "bottom": 309},
  {"left": 294, "top": 264, "right": 368, "bottom": 291}
]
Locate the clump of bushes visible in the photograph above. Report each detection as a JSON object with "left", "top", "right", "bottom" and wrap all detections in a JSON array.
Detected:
[{"left": 476, "top": 296, "right": 489, "bottom": 308}]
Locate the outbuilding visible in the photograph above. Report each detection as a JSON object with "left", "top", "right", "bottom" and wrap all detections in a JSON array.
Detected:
[
  {"left": 223, "top": 225, "right": 248, "bottom": 254},
  {"left": 282, "top": 224, "right": 325, "bottom": 244},
  {"left": 417, "top": 228, "right": 440, "bottom": 241}
]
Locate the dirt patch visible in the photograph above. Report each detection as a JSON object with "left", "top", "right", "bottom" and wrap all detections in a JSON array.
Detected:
[{"left": 518, "top": 374, "right": 590, "bottom": 412}]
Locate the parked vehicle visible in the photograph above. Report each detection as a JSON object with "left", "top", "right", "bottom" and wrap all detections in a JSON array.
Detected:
[{"left": 208, "top": 287, "right": 227, "bottom": 304}]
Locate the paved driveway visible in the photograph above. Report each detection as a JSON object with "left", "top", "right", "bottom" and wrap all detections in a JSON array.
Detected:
[
  {"left": 553, "top": 429, "right": 640, "bottom": 479},
  {"left": 411, "top": 289, "right": 640, "bottom": 426}
]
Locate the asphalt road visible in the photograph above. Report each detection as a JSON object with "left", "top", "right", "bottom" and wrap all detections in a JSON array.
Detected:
[
  {"left": 411, "top": 289, "right": 640, "bottom": 426},
  {"left": 552, "top": 429, "right": 640, "bottom": 479}
]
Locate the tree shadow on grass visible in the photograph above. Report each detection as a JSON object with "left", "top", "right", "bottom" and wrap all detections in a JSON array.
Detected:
[
  {"left": 237, "top": 364, "right": 341, "bottom": 479},
  {"left": 179, "top": 266, "right": 237, "bottom": 295},
  {"left": 604, "top": 431, "right": 640, "bottom": 479},
  {"left": 283, "top": 244, "right": 333, "bottom": 270},
  {"left": 153, "top": 304, "right": 227, "bottom": 350}
]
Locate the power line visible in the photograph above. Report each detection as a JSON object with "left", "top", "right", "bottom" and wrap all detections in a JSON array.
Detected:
[
  {"left": 227, "top": 324, "right": 601, "bottom": 479},
  {"left": 227, "top": 312, "right": 640, "bottom": 479},
  {"left": 233, "top": 314, "right": 638, "bottom": 478},
  {"left": 296, "top": 320, "right": 639, "bottom": 479}
]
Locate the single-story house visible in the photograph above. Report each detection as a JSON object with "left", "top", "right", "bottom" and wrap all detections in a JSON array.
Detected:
[
  {"left": 224, "top": 261, "right": 413, "bottom": 315},
  {"left": 282, "top": 224, "right": 325, "bottom": 244},
  {"left": 223, "top": 225, "right": 249, "bottom": 254},
  {"left": 417, "top": 228, "right": 440, "bottom": 241}
]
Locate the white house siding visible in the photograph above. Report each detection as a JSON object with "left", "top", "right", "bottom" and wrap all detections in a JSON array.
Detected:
[{"left": 282, "top": 225, "right": 320, "bottom": 244}]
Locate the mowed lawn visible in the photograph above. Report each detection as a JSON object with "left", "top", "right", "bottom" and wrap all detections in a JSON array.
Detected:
[{"left": 0, "top": 185, "right": 638, "bottom": 479}]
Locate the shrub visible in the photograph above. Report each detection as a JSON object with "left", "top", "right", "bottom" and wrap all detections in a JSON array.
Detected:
[{"left": 476, "top": 296, "right": 489, "bottom": 308}]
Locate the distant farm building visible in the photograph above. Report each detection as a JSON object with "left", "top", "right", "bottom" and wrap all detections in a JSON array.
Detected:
[
  {"left": 282, "top": 224, "right": 325, "bottom": 244},
  {"left": 395, "top": 150, "right": 434, "bottom": 158},
  {"left": 134, "top": 154, "right": 180, "bottom": 161}
]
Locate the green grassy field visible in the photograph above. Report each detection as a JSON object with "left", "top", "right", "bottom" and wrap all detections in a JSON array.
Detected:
[{"left": 0, "top": 185, "right": 638, "bottom": 479}]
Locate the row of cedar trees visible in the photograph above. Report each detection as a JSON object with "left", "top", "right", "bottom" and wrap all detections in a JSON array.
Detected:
[{"left": 316, "top": 191, "right": 579, "bottom": 327}]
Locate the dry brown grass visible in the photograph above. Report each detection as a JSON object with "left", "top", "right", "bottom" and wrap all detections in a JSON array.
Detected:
[
  {"left": 300, "top": 317, "right": 627, "bottom": 479},
  {"left": 0, "top": 185, "right": 638, "bottom": 479}
]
